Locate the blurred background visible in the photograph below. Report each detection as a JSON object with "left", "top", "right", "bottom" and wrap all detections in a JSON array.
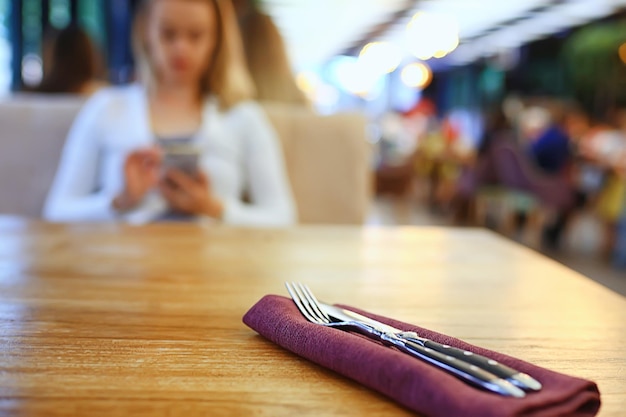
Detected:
[{"left": 0, "top": 0, "right": 625, "bottom": 291}]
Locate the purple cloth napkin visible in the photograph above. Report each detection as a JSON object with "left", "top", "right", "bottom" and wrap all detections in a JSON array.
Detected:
[{"left": 243, "top": 295, "right": 600, "bottom": 417}]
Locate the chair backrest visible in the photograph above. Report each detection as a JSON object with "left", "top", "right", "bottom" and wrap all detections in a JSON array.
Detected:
[
  {"left": 0, "top": 95, "right": 84, "bottom": 218},
  {"left": 491, "top": 142, "right": 533, "bottom": 190},
  {"left": 489, "top": 141, "right": 573, "bottom": 210},
  {"left": 261, "top": 102, "right": 372, "bottom": 224},
  {"left": 0, "top": 95, "right": 372, "bottom": 224}
]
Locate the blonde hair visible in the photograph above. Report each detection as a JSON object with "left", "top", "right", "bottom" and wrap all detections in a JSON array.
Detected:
[
  {"left": 133, "top": 0, "right": 256, "bottom": 110},
  {"left": 240, "top": 10, "right": 308, "bottom": 105}
]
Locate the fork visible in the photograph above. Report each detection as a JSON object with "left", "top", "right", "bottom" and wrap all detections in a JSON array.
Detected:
[{"left": 285, "top": 282, "right": 525, "bottom": 398}]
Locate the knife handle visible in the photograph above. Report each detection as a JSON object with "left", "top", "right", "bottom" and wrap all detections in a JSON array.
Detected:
[
  {"left": 416, "top": 339, "right": 541, "bottom": 391},
  {"left": 385, "top": 335, "right": 526, "bottom": 398}
]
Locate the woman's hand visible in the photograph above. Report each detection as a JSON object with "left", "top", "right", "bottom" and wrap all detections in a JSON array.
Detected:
[
  {"left": 113, "top": 148, "right": 162, "bottom": 212},
  {"left": 159, "top": 169, "right": 224, "bottom": 218}
]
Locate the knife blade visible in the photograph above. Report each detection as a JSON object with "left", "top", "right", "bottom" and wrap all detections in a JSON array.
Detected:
[{"left": 320, "top": 303, "right": 541, "bottom": 392}]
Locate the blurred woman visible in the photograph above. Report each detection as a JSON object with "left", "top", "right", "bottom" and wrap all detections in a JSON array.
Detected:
[
  {"left": 450, "top": 107, "right": 512, "bottom": 224},
  {"left": 37, "top": 25, "right": 105, "bottom": 95},
  {"left": 236, "top": 0, "right": 307, "bottom": 105},
  {"left": 44, "top": 0, "right": 296, "bottom": 226}
]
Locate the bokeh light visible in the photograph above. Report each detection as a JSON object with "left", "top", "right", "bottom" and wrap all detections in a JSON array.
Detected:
[
  {"left": 296, "top": 70, "right": 340, "bottom": 111},
  {"left": 296, "top": 70, "right": 321, "bottom": 96},
  {"left": 21, "top": 54, "right": 43, "bottom": 87},
  {"left": 359, "top": 41, "right": 402, "bottom": 74},
  {"left": 406, "top": 12, "right": 459, "bottom": 60},
  {"left": 330, "top": 55, "right": 384, "bottom": 96},
  {"left": 400, "top": 62, "right": 432, "bottom": 89},
  {"left": 619, "top": 42, "right": 626, "bottom": 65}
]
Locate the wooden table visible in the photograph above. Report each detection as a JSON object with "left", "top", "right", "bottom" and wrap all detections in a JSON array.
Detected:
[{"left": 0, "top": 218, "right": 624, "bottom": 416}]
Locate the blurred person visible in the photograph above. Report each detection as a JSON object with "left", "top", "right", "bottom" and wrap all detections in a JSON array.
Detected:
[
  {"left": 565, "top": 108, "right": 607, "bottom": 208},
  {"left": 541, "top": 107, "right": 607, "bottom": 251},
  {"left": 435, "top": 116, "right": 466, "bottom": 210},
  {"left": 36, "top": 25, "right": 106, "bottom": 95},
  {"left": 612, "top": 149, "right": 626, "bottom": 269},
  {"left": 373, "top": 108, "right": 426, "bottom": 196},
  {"left": 412, "top": 113, "right": 467, "bottom": 214},
  {"left": 564, "top": 107, "right": 590, "bottom": 145},
  {"left": 377, "top": 108, "right": 424, "bottom": 167},
  {"left": 478, "top": 107, "right": 516, "bottom": 156},
  {"left": 451, "top": 106, "right": 513, "bottom": 224},
  {"left": 519, "top": 106, "right": 573, "bottom": 248},
  {"left": 588, "top": 110, "right": 626, "bottom": 260},
  {"left": 520, "top": 106, "right": 571, "bottom": 175},
  {"left": 413, "top": 116, "right": 447, "bottom": 210},
  {"left": 44, "top": 0, "right": 296, "bottom": 226},
  {"left": 374, "top": 100, "right": 432, "bottom": 197},
  {"left": 236, "top": 1, "right": 308, "bottom": 105}
]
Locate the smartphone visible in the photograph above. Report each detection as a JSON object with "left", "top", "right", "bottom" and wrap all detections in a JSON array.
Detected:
[{"left": 161, "top": 146, "right": 201, "bottom": 177}]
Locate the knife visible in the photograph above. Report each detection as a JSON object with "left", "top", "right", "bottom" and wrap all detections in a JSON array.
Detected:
[
  {"left": 313, "top": 303, "right": 525, "bottom": 398},
  {"left": 320, "top": 303, "right": 541, "bottom": 392}
]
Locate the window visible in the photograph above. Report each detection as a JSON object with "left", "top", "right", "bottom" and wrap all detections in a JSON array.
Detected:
[
  {"left": 50, "top": 0, "right": 71, "bottom": 29},
  {"left": 79, "top": 0, "right": 106, "bottom": 48},
  {"left": 0, "top": 0, "right": 10, "bottom": 94},
  {"left": 22, "top": 0, "right": 43, "bottom": 87}
]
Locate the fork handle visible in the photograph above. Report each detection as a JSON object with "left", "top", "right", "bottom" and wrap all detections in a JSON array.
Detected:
[{"left": 382, "top": 334, "right": 526, "bottom": 398}]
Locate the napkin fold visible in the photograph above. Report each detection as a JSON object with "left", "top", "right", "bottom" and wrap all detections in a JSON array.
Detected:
[{"left": 242, "top": 295, "right": 600, "bottom": 417}]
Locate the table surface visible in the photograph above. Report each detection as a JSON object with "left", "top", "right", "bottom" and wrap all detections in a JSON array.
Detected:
[{"left": 0, "top": 218, "right": 624, "bottom": 417}]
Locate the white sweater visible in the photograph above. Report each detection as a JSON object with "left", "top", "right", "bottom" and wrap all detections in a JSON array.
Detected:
[{"left": 44, "top": 85, "right": 297, "bottom": 226}]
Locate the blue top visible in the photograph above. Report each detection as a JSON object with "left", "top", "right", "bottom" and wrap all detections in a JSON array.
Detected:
[
  {"left": 528, "top": 125, "right": 571, "bottom": 174},
  {"left": 155, "top": 133, "right": 196, "bottom": 149}
]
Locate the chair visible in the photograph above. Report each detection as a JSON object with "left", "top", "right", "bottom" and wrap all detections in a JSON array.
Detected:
[
  {"left": 261, "top": 102, "right": 372, "bottom": 224},
  {"left": 490, "top": 142, "right": 573, "bottom": 211},
  {"left": 475, "top": 142, "right": 574, "bottom": 246},
  {"left": 0, "top": 95, "right": 81, "bottom": 218}
]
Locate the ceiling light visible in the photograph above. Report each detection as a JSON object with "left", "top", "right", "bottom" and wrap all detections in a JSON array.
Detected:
[
  {"left": 406, "top": 12, "right": 460, "bottom": 60},
  {"left": 400, "top": 62, "right": 433, "bottom": 89},
  {"left": 330, "top": 55, "right": 384, "bottom": 96},
  {"left": 359, "top": 41, "right": 403, "bottom": 74}
]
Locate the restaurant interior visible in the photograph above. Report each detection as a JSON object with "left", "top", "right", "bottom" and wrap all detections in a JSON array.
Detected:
[{"left": 0, "top": 1, "right": 624, "bottom": 416}]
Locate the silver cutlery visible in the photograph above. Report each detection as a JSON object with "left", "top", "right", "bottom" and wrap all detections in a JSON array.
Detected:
[
  {"left": 320, "top": 303, "right": 542, "bottom": 391},
  {"left": 285, "top": 282, "right": 526, "bottom": 398}
]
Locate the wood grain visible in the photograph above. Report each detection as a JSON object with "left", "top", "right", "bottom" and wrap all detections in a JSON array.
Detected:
[{"left": 0, "top": 217, "right": 624, "bottom": 416}]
